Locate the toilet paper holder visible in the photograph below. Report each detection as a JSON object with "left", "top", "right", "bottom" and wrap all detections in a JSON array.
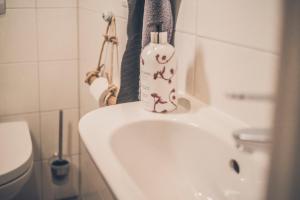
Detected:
[{"left": 85, "top": 11, "right": 120, "bottom": 106}]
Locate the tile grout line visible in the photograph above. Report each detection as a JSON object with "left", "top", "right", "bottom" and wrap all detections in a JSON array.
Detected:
[
  {"left": 76, "top": 1, "right": 82, "bottom": 198},
  {"left": 2, "top": 2, "right": 81, "bottom": 199},
  {"left": 33, "top": 0, "right": 44, "bottom": 198},
  {"left": 5, "top": 7, "right": 36, "bottom": 9},
  {"left": 6, "top": 6, "right": 77, "bottom": 10},
  {"left": 80, "top": 6, "right": 127, "bottom": 20},
  {"left": 0, "top": 107, "right": 79, "bottom": 118},
  {"left": 38, "top": 58, "right": 79, "bottom": 62},
  {"left": 0, "top": 58, "right": 79, "bottom": 66},
  {"left": 195, "top": 34, "right": 280, "bottom": 56},
  {"left": 174, "top": 33, "right": 279, "bottom": 56}
]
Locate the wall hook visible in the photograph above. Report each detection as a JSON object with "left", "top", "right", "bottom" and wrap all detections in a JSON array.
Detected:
[{"left": 102, "top": 11, "right": 114, "bottom": 23}]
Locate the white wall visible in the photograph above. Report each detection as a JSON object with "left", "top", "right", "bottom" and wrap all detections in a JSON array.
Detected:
[
  {"left": 78, "top": 0, "right": 128, "bottom": 116},
  {"left": 192, "top": 0, "right": 282, "bottom": 127},
  {"left": 0, "top": 0, "right": 282, "bottom": 199},
  {"left": 78, "top": 1, "right": 128, "bottom": 199},
  {"left": 79, "top": 0, "right": 282, "bottom": 128},
  {"left": 78, "top": 0, "right": 282, "bottom": 196},
  {"left": 80, "top": 143, "right": 115, "bottom": 200},
  {"left": 0, "top": 0, "right": 79, "bottom": 199}
]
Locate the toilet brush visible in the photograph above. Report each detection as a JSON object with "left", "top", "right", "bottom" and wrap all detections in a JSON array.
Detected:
[
  {"left": 58, "top": 110, "right": 63, "bottom": 160},
  {"left": 50, "top": 110, "right": 70, "bottom": 185}
]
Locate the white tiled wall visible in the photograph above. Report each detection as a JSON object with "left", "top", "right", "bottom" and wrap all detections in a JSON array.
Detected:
[
  {"left": 0, "top": 0, "right": 79, "bottom": 199},
  {"left": 37, "top": 8, "right": 77, "bottom": 61},
  {"left": 0, "top": 63, "right": 39, "bottom": 115},
  {"left": 0, "top": 0, "right": 282, "bottom": 199},
  {"left": 196, "top": 0, "right": 282, "bottom": 53},
  {"left": 193, "top": 0, "right": 282, "bottom": 127},
  {"left": 41, "top": 108, "right": 79, "bottom": 159},
  {"left": 177, "top": 0, "right": 281, "bottom": 127},
  {"left": 0, "top": 9, "right": 38, "bottom": 63},
  {"left": 6, "top": 0, "right": 35, "bottom": 8},
  {"left": 78, "top": 0, "right": 282, "bottom": 197},
  {"left": 39, "top": 61, "right": 79, "bottom": 111},
  {"left": 78, "top": 1, "right": 128, "bottom": 199},
  {"left": 78, "top": 0, "right": 128, "bottom": 116},
  {"left": 80, "top": 143, "right": 115, "bottom": 200},
  {"left": 78, "top": 0, "right": 282, "bottom": 128}
]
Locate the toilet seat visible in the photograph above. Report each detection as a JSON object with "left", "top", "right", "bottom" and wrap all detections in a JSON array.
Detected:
[
  {"left": 0, "top": 121, "right": 33, "bottom": 186},
  {"left": 0, "top": 161, "right": 33, "bottom": 200}
]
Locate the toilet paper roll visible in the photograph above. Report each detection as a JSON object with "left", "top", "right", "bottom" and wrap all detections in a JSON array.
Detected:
[{"left": 89, "top": 77, "right": 109, "bottom": 101}]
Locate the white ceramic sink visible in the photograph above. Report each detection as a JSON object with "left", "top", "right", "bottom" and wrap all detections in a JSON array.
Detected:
[{"left": 79, "top": 96, "right": 270, "bottom": 200}]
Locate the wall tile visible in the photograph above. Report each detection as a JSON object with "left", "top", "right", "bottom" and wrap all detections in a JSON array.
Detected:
[
  {"left": 41, "top": 108, "right": 79, "bottom": 160},
  {"left": 0, "top": 63, "right": 39, "bottom": 115},
  {"left": 0, "top": 9, "right": 37, "bottom": 63},
  {"left": 37, "top": 8, "right": 77, "bottom": 61},
  {"left": 194, "top": 37, "right": 278, "bottom": 127},
  {"left": 79, "top": 0, "right": 128, "bottom": 19},
  {"left": 80, "top": 143, "right": 114, "bottom": 200},
  {"left": 174, "top": 31, "right": 196, "bottom": 95},
  {"left": 110, "top": 0, "right": 128, "bottom": 19},
  {"left": 37, "top": 0, "right": 77, "bottom": 8},
  {"left": 39, "top": 60, "right": 78, "bottom": 111},
  {"left": 78, "top": 9, "right": 105, "bottom": 115},
  {"left": 0, "top": 113, "right": 41, "bottom": 161},
  {"left": 80, "top": 143, "right": 92, "bottom": 199},
  {"left": 78, "top": 11, "right": 126, "bottom": 67},
  {"left": 42, "top": 155, "right": 79, "bottom": 200},
  {"left": 78, "top": 0, "right": 281, "bottom": 198},
  {"left": 1, "top": 2, "right": 81, "bottom": 200},
  {"left": 79, "top": 60, "right": 99, "bottom": 117},
  {"left": 78, "top": 11, "right": 128, "bottom": 116},
  {"left": 78, "top": 0, "right": 103, "bottom": 12},
  {"left": 176, "top": 0, "right": 197, "bottom": 34},
  {"left": 78, "top": 9, "right": 104, "bottom": 65},
  {"left": 196, "top": 0, "right": 282, "bottom": 52},
  {"left": 6, "top": 0, "right": 35, "bottom": 8},
  {"left": 14, "top": 162, "right": 42, "bottom": 200}
]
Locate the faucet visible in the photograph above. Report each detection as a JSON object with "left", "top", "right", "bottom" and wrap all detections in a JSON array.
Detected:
[
  {"left": 227, "top": 92, "right": 273, "bottom": 152},
  {"left": 233, "top": 128, "right": 272, "bottom": 151},
  {"left": 233, "top": 128, "right": 272, "bottom": 152}
]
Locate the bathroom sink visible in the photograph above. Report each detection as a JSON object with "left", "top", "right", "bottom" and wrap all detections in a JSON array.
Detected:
[{"left": 79, "top": 95, "right": 270, "bottom": 200}]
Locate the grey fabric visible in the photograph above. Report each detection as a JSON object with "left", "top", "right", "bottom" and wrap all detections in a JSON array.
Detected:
[
  {"left": 142, "top": 0, "right": 175, "bottom": 48},
  {"left": 117, "top": 0, "right": 145, "bottom": 103},
  {"left": 117, "top": 0, "right": 177, "bottom": 103}
]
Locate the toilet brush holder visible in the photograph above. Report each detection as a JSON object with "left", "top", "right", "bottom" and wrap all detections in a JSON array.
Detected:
[
  {"left": 50, "top": 156, "right": 70, "bottom": 185},
  {"left": 50, "top": 110, "right": 70, "bottom": 185}
]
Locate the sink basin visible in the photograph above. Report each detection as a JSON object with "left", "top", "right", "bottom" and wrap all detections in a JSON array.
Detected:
[{"left": 79, "top": 96, "right": 270, "bottom": 200}]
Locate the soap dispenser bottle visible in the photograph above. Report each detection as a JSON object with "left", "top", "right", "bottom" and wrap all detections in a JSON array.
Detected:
[{"left": 140, "top": 31, "right": 177, "bottom": 113}]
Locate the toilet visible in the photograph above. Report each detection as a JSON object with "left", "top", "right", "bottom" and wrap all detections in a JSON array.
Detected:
[{"left": 0, "top": 121, "right": 33, "bottom": 200}]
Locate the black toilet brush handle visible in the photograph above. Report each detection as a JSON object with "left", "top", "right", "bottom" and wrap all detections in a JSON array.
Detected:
[{"left": 58, "top": 110, "right": 63, "bottom": 160}]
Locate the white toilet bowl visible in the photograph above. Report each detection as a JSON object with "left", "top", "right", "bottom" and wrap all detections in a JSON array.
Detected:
[{"left": 0, "top": 121, "right": 33, "bottom": 200}]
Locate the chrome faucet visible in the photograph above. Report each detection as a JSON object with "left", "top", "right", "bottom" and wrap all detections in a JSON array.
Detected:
[
  {"left": 227, "top": 92, "right": 273, "bottom": 151},
  {"left": 233, "top": 128, "right": 272, "bottom": 152}
]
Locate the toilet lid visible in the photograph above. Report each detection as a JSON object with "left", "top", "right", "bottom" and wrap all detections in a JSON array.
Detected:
[{"left": 0, "top": 121, "right": 33, "bottom": 185}]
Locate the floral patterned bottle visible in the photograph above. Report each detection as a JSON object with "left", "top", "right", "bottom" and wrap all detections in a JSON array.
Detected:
[{"left": 140, "top": 31, "right": 177, "bottom": 113}]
